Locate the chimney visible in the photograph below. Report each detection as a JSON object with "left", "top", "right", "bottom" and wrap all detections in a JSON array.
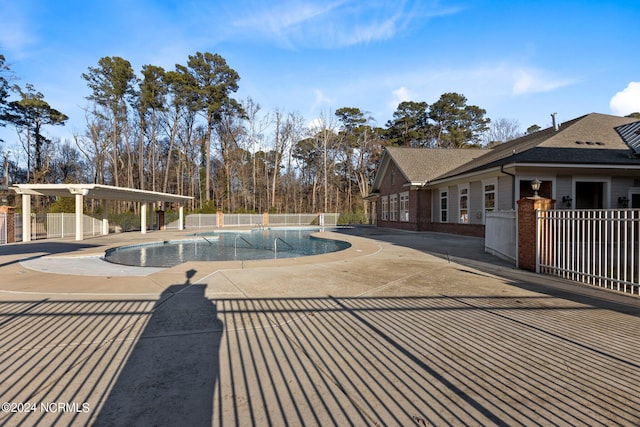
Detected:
[{"left": 551, "top": 112, "right": 559, "bottom": 131}]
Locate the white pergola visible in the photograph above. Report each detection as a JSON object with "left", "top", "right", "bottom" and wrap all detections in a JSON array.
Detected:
[{"left": 11, "top": 184, "right": 193, "bottom": 241}]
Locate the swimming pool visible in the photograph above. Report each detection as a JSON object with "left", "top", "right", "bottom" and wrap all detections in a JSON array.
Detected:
[{"left": 104, "top": 228, "right": 351, "bottom": 267}]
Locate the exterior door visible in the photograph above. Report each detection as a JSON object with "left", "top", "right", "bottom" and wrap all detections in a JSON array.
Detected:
[{"left": 575, "top": 182, "right": 603, "bottom": 209}]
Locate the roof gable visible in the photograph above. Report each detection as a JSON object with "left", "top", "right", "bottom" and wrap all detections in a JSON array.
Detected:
[{"left": 371, "top": 147, "right": 486, "bottom": 192}]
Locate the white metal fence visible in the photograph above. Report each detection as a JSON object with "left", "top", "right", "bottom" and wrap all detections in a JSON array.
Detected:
[
  {"left": 537, "top": 209, "right": 640, "bottom": 295},
  {"left": 169, "top": 213, "right": 339, "bottom": 229},
  {"left": 11, "top": 213, "right": 102, "bottom": 241},
  {"left": 485, "top": 210, "right": 516, "bottom": 263},
  {"left": 45, "top": 213, "right": 103, "bottom": 239}
]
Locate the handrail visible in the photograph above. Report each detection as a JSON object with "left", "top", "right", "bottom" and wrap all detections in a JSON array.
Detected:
[
  {"left": 274, "top": 237, "right": 293, "bottom": 258},
  {"left": 197, "top": 233, "right": 213, "bottom": 245},
  {"left": 234, "top": 234, "right": 254, "bottom": 257}
]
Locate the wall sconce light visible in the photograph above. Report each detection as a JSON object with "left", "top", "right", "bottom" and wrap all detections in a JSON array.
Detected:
[
  {"left": 562, "top": 196, "right": 572, "bottom": 208},
  {"left": 531, "top": 179, "right": 542, "bottom": 197},
  {"left": 618, "top": 196, "right": 629, "bottom": 208}
]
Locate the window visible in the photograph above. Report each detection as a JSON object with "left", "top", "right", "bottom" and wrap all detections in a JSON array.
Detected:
[
  {"left": 399, "top": 192, "right": 409, "bottom": 222},
  {"left": 484, "top": 182, "right": 496, "bottom": 215},
  {"left": 459, "top": 186, "right": 469, "bottom": 223},
  {"left": 440, "top": 190, "right": 448, "bottom": 222},
  {"left": 390, "top": 194, "right": 398, "bottom": 221},
  {"left": 381, "top": 196, "right": 388, "bottom": 220}
]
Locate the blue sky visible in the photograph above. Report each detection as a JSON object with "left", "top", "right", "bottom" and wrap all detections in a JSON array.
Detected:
[{"left": 1, "top": 0, "right": 639, "bottom": 150}]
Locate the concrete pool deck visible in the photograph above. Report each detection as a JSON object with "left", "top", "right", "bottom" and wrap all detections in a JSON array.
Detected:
[{"left": 0, "top": 226, "right": 638, "bottom": 426}]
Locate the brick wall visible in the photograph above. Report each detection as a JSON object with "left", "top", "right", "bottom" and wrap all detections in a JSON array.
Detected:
[
  {"left": 517, "top": 197, "right": 555, "bottom": 271},
  {"left": 0, "top": 206, "right": 15, "bottom": 243}
]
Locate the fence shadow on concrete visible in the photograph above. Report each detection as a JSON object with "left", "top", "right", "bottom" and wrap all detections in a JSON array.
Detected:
[
  {"left": 3, "top": 288, "right": 639, "bottom": 426},
  {"left": 337, "top": 226, "right": 640, "bottom": 316}
]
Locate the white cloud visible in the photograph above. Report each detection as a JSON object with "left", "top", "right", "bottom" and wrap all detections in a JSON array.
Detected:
[
  {"left": 610, "top": 82, "right": 640, "bottom": 116},
  {"left": 230, "top": 1, "right": 456, "bottom": 49},
  {"left": 311, "top": 89, "right": 334, "bottom": 110},
  {"left": 389, "top": 86, "right": 412, "bottom": 109},
  {"left": 511, "top": 68, "right": 575, "bottom": 95}
]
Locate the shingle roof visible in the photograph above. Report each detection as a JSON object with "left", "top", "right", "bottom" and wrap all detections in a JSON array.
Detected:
[
  {"left": 437, "top": 113, "right": 640, "bottom": 180},
  {"left": 385, "top": 146, "right": 486, "bottom": 183}
]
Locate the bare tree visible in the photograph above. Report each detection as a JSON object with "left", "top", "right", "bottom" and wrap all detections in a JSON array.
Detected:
[{"left": 483, "top": 118, "right": 522, "bottom": 146}]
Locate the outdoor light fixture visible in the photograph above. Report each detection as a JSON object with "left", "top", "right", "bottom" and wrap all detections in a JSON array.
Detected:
[
  {"left": 618, "top": 196, "right": 629, "bottom": 208},
  {"left": 562, "top": 196, "right": 572, "bottom": 208},
  {"left": 531, "top": 179, "right": 542, "bottom": 197}
]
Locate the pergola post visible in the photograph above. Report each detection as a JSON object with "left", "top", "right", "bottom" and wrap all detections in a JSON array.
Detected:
[
  {"left": 75, "top": 193, "right": 84, "bottom": 241},
  {"left": 22, "top": 194, "right": 31, "bottom": 242},
  {"left": 141, "top": 202, "right": 148, "bottom": 234},
  {"left": 179, "top": 205, "right": 184, "bottom": 231},
  {"left": 101, "top": 200, "right": 109, "bottom": 235}
]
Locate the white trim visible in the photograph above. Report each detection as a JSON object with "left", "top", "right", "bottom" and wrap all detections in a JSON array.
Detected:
[
  {"left": 399, "top": 191, "right": 409, "bottom": 222},
  {"left": 439, "top": 189, "right": 448, "bottom": 223},
  {"left": 515, "top": 176, "right": 556, "bottom": 201},
  {"left": 389, "top": 193, "right": 398, "bottom": 221},
  {"left": 628, "top": 188, "right": 640, "bottom": 208},
  {"left": 381, "top": 196, "right": 389, "bottom": 221},
  {"left": 458, "top": 184, "right": 469, "bottom": 224},
  {"left": 428, "top": 162, "right": 640, "bottom": 188},
  {"left": 571, "top": 176, "right": 611, "bottom": 209},
  {"left": 482, "top": 178, "right": 498, "bottom": 224}
]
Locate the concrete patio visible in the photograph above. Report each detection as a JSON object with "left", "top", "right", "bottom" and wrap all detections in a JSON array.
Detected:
[{"left": 0, "top": 227, "right": 638, "bottom": 426}]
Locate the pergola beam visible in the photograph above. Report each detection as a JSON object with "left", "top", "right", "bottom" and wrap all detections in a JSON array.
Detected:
[{"left": 11, "top": 184, "right": 193, "bottom": 241}]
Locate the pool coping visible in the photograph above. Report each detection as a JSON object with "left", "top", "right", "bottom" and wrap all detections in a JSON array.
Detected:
[{"left": 1, "top": 229, "right": 382, "bottom": 295}]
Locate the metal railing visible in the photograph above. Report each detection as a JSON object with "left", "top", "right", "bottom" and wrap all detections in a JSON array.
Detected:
[
  {"left": 10, "top": 213, "right": 102, "bottom": 242},
  {"left": 170, "top": 213, "right": 339, "bottom": 229},
  {"left": 45, "top": 213, "right": 102, "bottom": 239},
  {"left": 537, "top": 209, "right": 640, "bottom": 295}
]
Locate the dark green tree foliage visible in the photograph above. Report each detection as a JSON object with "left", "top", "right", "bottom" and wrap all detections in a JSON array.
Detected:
[
  {"left": 6, "top": 84, "right": 68, "bottom": 181},
  {"left": 385, "top": 101, "right": 430, "bottom": 147},
  {"left": 336, "top": 107, "right": 385, "bottom": 215},
  {"left": 138, "top": 64, "right": 167, "bottom": 190},
  {"left": 82, "top": 56, "right": 138, "bottom": 186},
  {"left": 181, "top": 52, "right": 243, "bottom": 201},
  {"left": 385, "top": 95, "right": 489, "bottom": 148},
  {"left": 526, "top": 124, "right": 542, "bottom": 134},
  {"left": 0, "top": 54, "right": 13, "bottom": 134},
  {"left": 429, "top": 92, "right": 490, "bottom": 148}
]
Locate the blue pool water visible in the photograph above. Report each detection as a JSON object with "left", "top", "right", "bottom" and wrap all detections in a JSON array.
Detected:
[{"left": 104, "top": 228, "right": 350, "bottom": 267}]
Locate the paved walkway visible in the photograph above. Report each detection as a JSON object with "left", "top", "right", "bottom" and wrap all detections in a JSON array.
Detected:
[{"left": 0, "top": 227, "right": 638, "bottom": 426}]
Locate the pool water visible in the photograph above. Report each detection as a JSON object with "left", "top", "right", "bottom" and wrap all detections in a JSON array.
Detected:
[{"left": 104, "top": 228, "right": 350, "bottom": 267}]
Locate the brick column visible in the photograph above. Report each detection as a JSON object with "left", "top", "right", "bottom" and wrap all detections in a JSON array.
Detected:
[
  {"left": 517, "top": 197, "right": 555, "bottom": 271},
  {"left": 217, "top": 211, "right": 224, "bottom": 228},
  {"left": 0, "top": 206, "right": 15, "bottom": 243},
  {"left": 263, "top": 212, "right": 269, "bottom": 226}
]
